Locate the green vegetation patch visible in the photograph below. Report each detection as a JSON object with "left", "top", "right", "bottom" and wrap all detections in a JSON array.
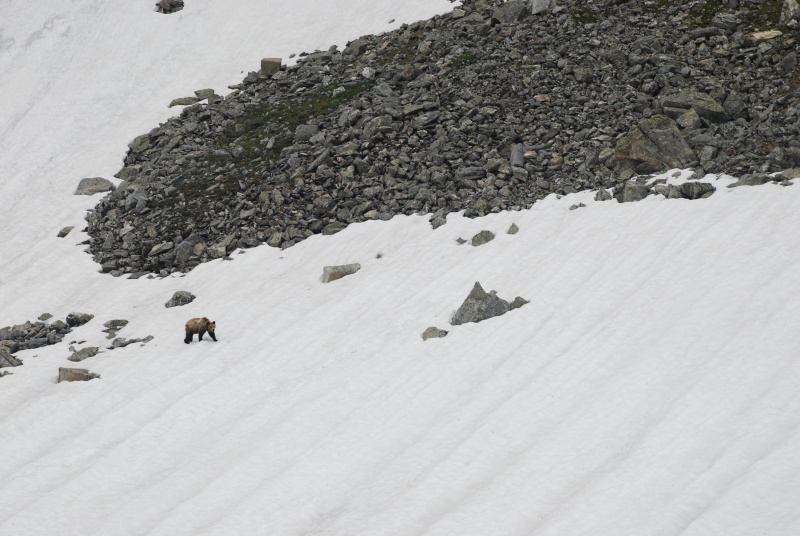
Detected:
[
  {"left": 687, "top": 1, "right": 723, "bottom": 26},
  {"left": 158, "top": 80, "right": 375, "bottom": 219},
  {"left": 452, "top": 52, "right": 477, "bottom": 69}
]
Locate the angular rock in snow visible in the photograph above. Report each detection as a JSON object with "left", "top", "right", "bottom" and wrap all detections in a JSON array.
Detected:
[
  {"left": 109, "top": 335, "right": 154, "bottom": 349},
  {"left": 58, "top": 367, "right": 99, "bottom": 383},
  {"left": 57, "top": 226, "right": 74, "bottom": 238},
  {"left": 165, "top": 290, "right": 195, "bottom": 308},
  {"left": 0, "top": 347, "right": 22, "bottom": 368},
  {"left": 451, "top": 282, "right": 528, "bottom": 326},
  {"left": 680, "top": 181, "right": 716, "bottom": 199},
  {"left": 322, "top": 263, "right": 361, "bottom": 283},
  {"left": 68, "top": 346, "right": 100, "bottom": 362},
  {"left": 471, "top": 230, "right": 495, "bottom": 246},
  {"left": 615, "top": 181, "right": 651, "bottom": 203},
  {"left": 66, "top": 312, "right": 94, "bottom": 327},
  {"left": 727, "top": 174, "right": 772, "bottom": 188},
  {"left": 595, "top": 188, "right": 613, "bottom": 201},
  {"left": 507, "top": 223, "right": 519, "bottom": 235},
  {"left": 75, "top": 177, "right": 114, "bottom": 196},
  {"left": 421, "top": 327, "right": 448, "bottom": 341}
]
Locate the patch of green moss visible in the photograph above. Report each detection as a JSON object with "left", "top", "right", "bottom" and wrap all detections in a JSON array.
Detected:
[
  {"left": 570, "top": 7, "right": 597, "bottom": 25},
  {"left": 377, "top": 33, "right": 422, "bottom": 65},
  {"left": 452, "top": 52, "right": 477, "bottom": 69},
  {"left": 157, "top": 80, "right": 374, "bottom": 218},
  {"left": 688, "top": 1, "right": 723, "bottom": 26},
  {"left": 740, "top": 0, "right": 783, "bottom": 29}
]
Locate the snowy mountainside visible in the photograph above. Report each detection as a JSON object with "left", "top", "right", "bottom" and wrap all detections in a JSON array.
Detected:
[{"left": 1, "top": 1, "right": 800, "bottom": 535}]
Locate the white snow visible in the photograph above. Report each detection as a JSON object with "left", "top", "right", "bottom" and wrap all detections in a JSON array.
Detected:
[{"left": 1, "top": 2, "right": 800, "bottom": 535}]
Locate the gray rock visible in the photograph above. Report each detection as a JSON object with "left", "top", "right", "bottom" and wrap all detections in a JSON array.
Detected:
[
  {"left": 322, "top": 263, "right": 361, "bottom": 283},
  {"left": 38, "top": 313, "right": 53, "bottom": 321},
  {"left": 75, "top": 177, "right": 115, "bottom": 196},
  {"left": 530, "top": 0, "right": 556, "bottom": 14},
  {"left": 451, "top": 282, "right": 528, "bottom": 326},
  {"left": 492, "top": 0, "right": 529, "bottom": 23},
  {"left": 422, "top": 326, "right": 449, "bottom": 341},
  {"left": 595, "top": 188, "right": 613, "bottom": 201},
  {"left": 58, "top": 367, "right": 99, "bottom": 383},
  {"left": 260, "top": 58, "right": 282, "bottom": 76},
  {"left": 345, "top": 39, "right": 368, "bottom": 57},
  {"left": 58, "top": 226, "right": 74, "bottom": 238},
  {"left": 68, "top": 347, "right": 100, "bottom": 362},
  {"left": 194, "top": 88, "right": 215, "bottom": 100},
  {"left": 471, "top": 230, "right": 495, "bottom": 246},
  {"left": 295, "top": 124, "right": 320, "bottom": 142},
  {"left": 0, "top": 347, "right": 22, "bottom": 368},
  {"left": 727, "top": 174, "right": 772, "bottom": 188},
  {"left": 66, "top": 312, "right": 94, "bottom": 327},
  {"left": 165, "top": 290, "right": 195, "bottom": 308},
  {"left": 680, "top": 181, "right": 716, "bottom": 199},
  {"left": 663, "top": 91, "right": 729, "bottom": 124},
  {"left": 614, "top": 115, "right": 696, "bottom": 174},
  {"left": 322, "top": 222, "right": 347, "bottom": 235},
  {"left": 573, "top": 67, "right": 593, "bottom": 83},
  {"left": 507, "top": 223, "right": 520, "bottom": 235},
  {"left": 169, "top": 97, "right": 200, "bottom": 108},
  {"left": 782, "top": 0, "right": 800, "bottom": 24},
  {"left": 616, "top": 181, "right": 651, "bottom": 203},
  {"left": 654, "top": 183, "right": 685, "bottom": 199}
]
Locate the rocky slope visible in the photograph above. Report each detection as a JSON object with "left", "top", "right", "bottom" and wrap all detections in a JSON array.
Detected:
[{"left": 85, "top": 0, "right": 800, "bottom": 277}]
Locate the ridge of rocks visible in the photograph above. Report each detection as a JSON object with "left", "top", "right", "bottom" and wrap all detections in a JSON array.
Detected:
[{"left": 86, "top": 0, "right": 800, "bottom": 276}]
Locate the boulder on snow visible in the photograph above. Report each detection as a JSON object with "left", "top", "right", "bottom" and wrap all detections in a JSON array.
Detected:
[
  {"left": 451, "top": 282, "right": 528, "bottom": 326},
  {"left": 322, "top": 263, "right": 361, "bottom": 283},
  {"left": 471, "top": 230, "right": 495, "bottom": 246},
  {"left": 422, "top": 327, "right": 449, "bottom": 341},
  {"left": 68, "top": 347, "right": 99, "bottom": 362},
  {"left": 58, "top": 367, "right": 99, "bottom": 383},
  {"left": 165, "top": 290, "right": 196, "bottom": 308},
  {"left": 66, "top": 312, "right": 94, "bottom": 327},
  {"left": 75, "top": 177, "right": 115, "bottom": 196}
]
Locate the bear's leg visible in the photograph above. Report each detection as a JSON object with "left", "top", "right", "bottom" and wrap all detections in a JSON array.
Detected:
[
  {"left": 185, "top": 332, "right": 193, "bottom": 344},
  {"left": 198, "top": 329, "right": 205, "bottom": 341},
  {"left": 209, "top": 332, "right": 217, "bottom": 341}
]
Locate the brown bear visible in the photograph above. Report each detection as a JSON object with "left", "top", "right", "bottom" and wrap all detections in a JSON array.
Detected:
[{"left": 185, "top": 317, "right": 217, "bottom": 344}]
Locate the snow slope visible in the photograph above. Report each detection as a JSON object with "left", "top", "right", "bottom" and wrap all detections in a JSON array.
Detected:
[{"left": 1, "top": 2, "right": 799, "bottom": 535}]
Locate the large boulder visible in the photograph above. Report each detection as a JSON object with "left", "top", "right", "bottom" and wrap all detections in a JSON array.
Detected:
[
  {"left": 492, "top": 0, "right": 529, "bottom": 23},
  {"left": 663, "top": 91, "right": 730, "bottom": 124},
  {"left": 260, "top": 58, "right": 282, "bottom": 76},
  {"left": 451, "top": 282, "right": 528, "bottom": 326},
  {"left": 165, "top": 291, "right": 195, "bottom": 308},
  {"left": 66, "top": 312, "right": 94, "bottom": 327},
  {"left": 614, "top": 115, "right": 696, "bottom": 175},
  {"left": 530, "top": 0, "right": 556, "bottom": 14},
  {"left": 58, "top": 368, "right": 99, "bottom": 382},
  {"left": 421, "top": 327, "right": 449, "bottom": 341},
  {"left": 322, "top": 263, "right": 361, "bottom": 283},
  {"left": 75, "top": 177, "right": 115, "bottom": 196}
]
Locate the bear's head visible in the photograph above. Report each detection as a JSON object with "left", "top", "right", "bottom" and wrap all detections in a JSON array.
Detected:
[{"left": 206, "top": 320, "right": 216, "bottom": 334}]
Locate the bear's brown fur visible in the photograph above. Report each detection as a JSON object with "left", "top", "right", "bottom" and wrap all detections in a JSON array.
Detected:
[{"left": 185, "top": 317, "right": 217, "bottom": 344}]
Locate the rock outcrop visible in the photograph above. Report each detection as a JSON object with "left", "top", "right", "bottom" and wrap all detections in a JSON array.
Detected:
[
  {"left": 451, "top": 282, "right": 528, "bottom": 326},
  {"left": 85, "top": 0, "right": 800, "bottom": 276}
]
